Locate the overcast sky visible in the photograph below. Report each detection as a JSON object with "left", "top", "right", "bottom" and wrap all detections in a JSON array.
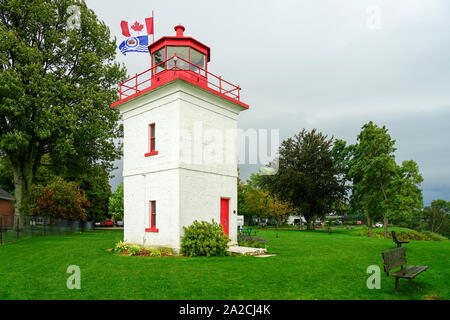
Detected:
[{"left": 85, "top": 0, "right": 450, "bottom": 206}]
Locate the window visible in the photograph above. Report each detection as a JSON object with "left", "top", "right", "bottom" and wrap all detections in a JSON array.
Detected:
[
  {"left": 167, "top": 46, "right": 189, "bottom": 70},
  {"left": 146, "top": 201, "right": 158, "bottom": 232},
  {"left": 150, "top": 123, "right": 156, "bottom": 151},
  {"left": 151, "top": 201, "right": 157, "bottom": 228},
  {"left": 145, "top": 123, "right": 158, "bottom": 157},
  {"left": 189, "top": 48, "right": 206, "bottom": 73},
  {"left": 153, "top": 47, "right": 165, "bottom": 74}
]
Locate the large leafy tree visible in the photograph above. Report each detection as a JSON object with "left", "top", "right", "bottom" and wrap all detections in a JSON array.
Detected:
[
  {"left": 348, "top": 122, "right": 396, "bottom": 237},
  {"left": 348, "top": 122, "right": 423, "bottom": 238},
  {"left": 0, "top": 0, "right": 126, "bottom": 214},
  {"left": 260, "top": 129, "right": 348, "bottom": 229}
]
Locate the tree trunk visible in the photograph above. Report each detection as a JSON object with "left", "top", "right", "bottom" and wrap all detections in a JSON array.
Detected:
[
  {"left": 12, "top": 167, "right": 33, "bottom": 215},
  {"left": 366, "top": 208, "right": 373, "bottom": 237},
  {"left": 306, "top": 219, "right": 313, "bottom": 230},
  {"left": 276, "top": 222, "right": 279, "bottom": 238},
  {"left": 384, "top": 215, "right": 388, "bottom": 239},
  {"left": 10, "top": 149, "right": 41, "bottom": 216}
]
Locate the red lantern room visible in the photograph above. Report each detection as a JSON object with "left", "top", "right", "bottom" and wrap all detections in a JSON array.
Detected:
[
  {"left": 149, "top": 25, "right": 210, "bottom": 85},
  {"left": 111, "top": 25, "right": 248, "bottom": 109}
]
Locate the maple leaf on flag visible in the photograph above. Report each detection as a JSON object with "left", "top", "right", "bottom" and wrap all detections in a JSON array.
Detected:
[{"left": 131, "top": 21, "right": 144, "bottom": 32}]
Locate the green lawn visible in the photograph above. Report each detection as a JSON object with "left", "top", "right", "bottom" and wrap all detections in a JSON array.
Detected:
[{"left": 0, "top": 229, "right": 448, "bottom": 300}]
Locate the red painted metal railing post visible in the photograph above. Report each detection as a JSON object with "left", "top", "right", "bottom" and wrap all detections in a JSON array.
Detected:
[
  {"left": 119, "top": 82, "right": 122, "bottom": 100},
  {"left": 135, "top": 73, "right": 138, "bottom": 94},
  {"left": 219, "top": 76, "right": 222, "bottom": 93},
  {"left": 238, "top": 86, "right": 240, "bottom": 101}
]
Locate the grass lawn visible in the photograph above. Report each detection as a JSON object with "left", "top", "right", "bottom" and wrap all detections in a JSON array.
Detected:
[{"left": 0, "top": 228, "right": 448, "bottom": 300}]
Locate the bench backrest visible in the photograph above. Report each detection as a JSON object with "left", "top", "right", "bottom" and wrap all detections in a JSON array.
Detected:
[
  {"left": 381, "top": 247, "right": 407, "bottom": 275},
  {"left": 392, "top": 230, "right": 399, "bottom": 243}
]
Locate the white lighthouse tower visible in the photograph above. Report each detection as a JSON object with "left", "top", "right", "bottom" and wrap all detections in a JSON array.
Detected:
[{"left": 111, "top": 25, "right": 249, "bottom": 252}]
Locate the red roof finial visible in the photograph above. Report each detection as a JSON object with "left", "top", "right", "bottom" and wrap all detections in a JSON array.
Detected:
[{"left": 174, "top": 25, "right": 185, "bottom": 37}]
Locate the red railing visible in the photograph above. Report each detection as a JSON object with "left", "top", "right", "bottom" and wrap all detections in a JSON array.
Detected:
[{"left": 119, "top": 55, "right": 241, "bottom": 102}]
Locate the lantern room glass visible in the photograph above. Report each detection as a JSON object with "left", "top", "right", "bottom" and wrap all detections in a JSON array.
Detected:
[
  {"left": 153, "top": 47, "right": 165, "bottom": 74},
  {"left": 167, "top": 46, "right": 189, "bottom": 70},
  {"left": 190, "top": 48, "right": 206, "bottom": 73},
  {"left": 153, "top": 46, "right": 207, "bottom": 75}
]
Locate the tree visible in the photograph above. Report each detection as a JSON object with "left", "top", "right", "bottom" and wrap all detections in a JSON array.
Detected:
[
  {"left": 348, "top": 122, "right": 396, "bottom": 237},
  {"left": 30, "top": 176, "right": 89, "bottom": 220},
  {"left": 108, "top": 181, "right": 123, "bottom": 221},
  {"left": 45, "top": 153, "right": 112, "bottom": 222},
  {"left": 260, "top": 129, "right": 348, "bottom": 230},
  {"left": 77, "top": 166, "right": 111, "bottom": 222},
  {"left": 0, "top": 0, "right": 126, "bottom": 214},
  {"left": 246, "top": 188, "right": 296, "bottom": 237},
  {"left": 0, "top": 155, "right": 14, "bottom": 193},
  {"left": 247, "top": 172, "right": 263, "bottom": 189},
  {"left": 423, "top": 200, "right": 449, "bottom": 233},
  {"left": 3, "top": 151, "right": 112, "bottom": 221},
  {"left": 348, "top": 122, "right": 423, "bottom": 238},
  {"left": 237, "top": 172, "right": 249, "bottom": 218},
  {"left": 266, "top": 193, "right": 297, "bottom": 238},
  {"left": 385, "top": 160, "right": 423, "bottom": 229},
  {"left": 245, "top": 187, "right": 269, "bottom": 219},
  {"left": 39, "top": 154, "right": 111, "bottom": 221}
]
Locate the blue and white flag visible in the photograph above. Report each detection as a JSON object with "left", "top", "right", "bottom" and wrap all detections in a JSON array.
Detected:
[{"left": 119, "top": 36, "right": 149, "bottom": 56}]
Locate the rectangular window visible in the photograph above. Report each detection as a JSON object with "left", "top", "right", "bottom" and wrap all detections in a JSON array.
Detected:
[
  {"left": 151, "top": 201, "right": 156, "bottom": 228},
  {"left": 150, "top": 123, "right": 155, "bottom": 151},
  {"left": 153, "top": 47, "right": 165, "bottom": 74},
  {"left": 146, "top": 201, "right": 158, "bottom": 232},
  {"left": 189, "top": 48, "right": 206, "bottom": 74},
  {"left": 167, "top": 46, "right": 189, "bottom": 70},
  {"left": 145, "top": 123, "right": 158, "bottom": 157}
]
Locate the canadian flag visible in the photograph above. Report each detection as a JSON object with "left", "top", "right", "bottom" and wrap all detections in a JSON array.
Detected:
[{"left": 121, "top": 18, "right": 154, "bottom": 37}]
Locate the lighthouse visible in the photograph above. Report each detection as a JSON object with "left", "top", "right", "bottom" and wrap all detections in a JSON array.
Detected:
[{"left": 111, "top": 25, "right": 249, "bottom": 251}]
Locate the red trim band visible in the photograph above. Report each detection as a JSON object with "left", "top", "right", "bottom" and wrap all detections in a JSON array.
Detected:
[{"left": 144, "top": 151, "right": 158, "bottom": 157}]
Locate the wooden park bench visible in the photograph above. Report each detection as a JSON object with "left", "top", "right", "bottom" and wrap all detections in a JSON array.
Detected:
[
  {"left": 381, "top": 247, "right": 428, "bottom": 291},
  {"left": 392, "top": 230, "right": 409, "bottom": 248}
]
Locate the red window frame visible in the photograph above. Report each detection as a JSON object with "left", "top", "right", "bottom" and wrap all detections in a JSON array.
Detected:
[
  {"left": 145, "top": 200, "right": 158, "bottom": 232},
  {"left": 145, "top": 123, "right": 158, "bottom": 157}
]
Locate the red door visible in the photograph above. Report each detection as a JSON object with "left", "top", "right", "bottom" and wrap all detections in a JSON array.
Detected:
[{"left": 220, "top": 198, "right": 230, "bottom": 236}]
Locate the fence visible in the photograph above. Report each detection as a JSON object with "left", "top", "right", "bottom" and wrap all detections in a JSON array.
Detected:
[
  {"left": 119, "top": 54, "right": 241, "bottom": 102},
  {"left": 0, "top": 214, "right": 94, "bottom": 244}
]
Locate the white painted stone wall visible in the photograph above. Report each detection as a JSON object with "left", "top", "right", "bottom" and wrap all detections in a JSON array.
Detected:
[{"left": 118, "top": 79, "right": 246, "bottom": 250}]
